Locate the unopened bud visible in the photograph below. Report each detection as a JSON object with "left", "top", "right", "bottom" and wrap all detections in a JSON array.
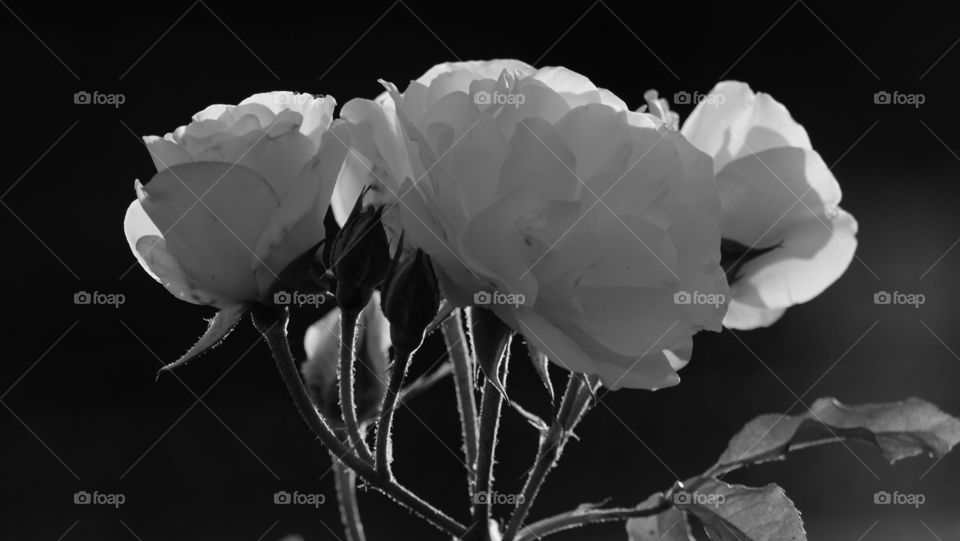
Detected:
[
  {"left": 381, "top": 247, "right": 440, "bottom": 352},
  {"left": 331, "top": 187, "right": 390, "bottom": 313}
]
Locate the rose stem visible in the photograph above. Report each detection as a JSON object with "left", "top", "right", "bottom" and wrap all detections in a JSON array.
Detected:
[
  {"left": 333, "top": 451, "right": 366, "bottom": 541},
  {"left": 514, "top": 498, "right": 672, "bottom": 541},
  {"left": 255, "top": 307, "right": 468, "bottom": 538},
  {"left": 501, "top": 374, "right": 596, "bottom": 541},
  {"left": 442, "top": 309, "right": 480, "bottom": 490},
  {"left": 472, "top": 362, "right": 507, "bottom": 538},
  {"left": 374, "top": 342, "right": 418, "bottom": 478},
  {"left": 339, "top": 309, "right": 375, "bottom": 464}
]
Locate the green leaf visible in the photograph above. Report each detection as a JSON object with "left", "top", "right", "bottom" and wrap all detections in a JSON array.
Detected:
[
  {"left": 675, "top": 480, "right": 805, "bottom": 541},
  {"left": 714, "top": 397, "right": 960, "bottom": 472},
  {"left": 626, "top": 494, "right": 694, "bottom": 541}
]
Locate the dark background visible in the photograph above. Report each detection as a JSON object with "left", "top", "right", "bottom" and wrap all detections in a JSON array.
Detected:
[{"left": 2, "top": 0, "right": 959, "bottom": 539}]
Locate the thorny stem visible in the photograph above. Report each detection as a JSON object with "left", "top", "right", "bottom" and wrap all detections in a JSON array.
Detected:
[
  {"left": 333, "top": 451, "right": 367, "bottom": 541},
  {"left": 254, "top": 307, "right": 468, "bottom": 538},
  {"left": 375, "top": 345, "right": 417, "bottom": 477},
  {"left": 502, "top": 374, "right": 592, "bottom": 541},
  {"left": 472, "top": 362, "right": 507, "bottom": 538},
  {"left": 514, "top": 498, "right": 672, "bottom": 541},
  {"left": 442, "top": 309, "right": 480, "bottom": 487},
  {"left": 340, "top": 310, "right": 375, "bottom": 464}
]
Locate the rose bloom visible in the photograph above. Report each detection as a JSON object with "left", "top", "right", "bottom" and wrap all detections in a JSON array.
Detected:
[
  {"left": 327, "top": 60, "right": 729, "bottom": 390},
  {"left": 123, "top": 91, "right": 345, "bottom": 362},
  {"left": 680, "top": 82, "right": 858, "bottom": 329}
]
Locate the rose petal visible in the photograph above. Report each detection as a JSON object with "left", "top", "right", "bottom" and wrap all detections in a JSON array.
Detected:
[
  {"left": 722, "top": 301, "right": 787, "bottom": 330},
  {"left": 142, "top": 135, "right": 193, "bottom": 172},
  {"left": 680, "top": 81, "right": 812, "bottom": 172},
  {"left": 717, "top": 147, "right": 841, "bottom": 247},
  {"left": 139, "top": 161, "right": 279, "bottom": 302},
  {"left": 124, "top": 199, "right": 230, "bottom": 307},
  {"left": 555, "top": 103, "right": 632, "bottom": 188},
  {"left": 253, "top": 125, "right": 345, "bottom": 294},
  {"left": 731, "top": 207, "right": 857, "bottom": 313},
  {"left": 499, "top": 116, "right": 580, "bottom": 201}
]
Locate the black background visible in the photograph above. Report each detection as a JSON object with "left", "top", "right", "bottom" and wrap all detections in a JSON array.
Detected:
[{"left": 2, "top": 0, "right": 959, "bottom": 539}]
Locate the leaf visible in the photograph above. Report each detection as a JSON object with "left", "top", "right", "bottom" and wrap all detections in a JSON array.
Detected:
[
  {"left": 470, "top": 307, "right": 550, "bottom": 434},
  {"left": 469, "top": 307, "right": 513, "bottom": 397},
  {"left": 525, "top": 340, "right": 555, "bottom": 404},
  {"left": 157, "top": 304, "right": 247, "bottom": 373},
  {"left": 511, "top": 399, "right": 550, "bottom": 434},
  {"left": 714, "top": 397, "right": 960, "bottom": 472},
  {"left": 627, "top": 493, "right": 695, "bottom": 541},
  {"left": 675, "top": 480, "right": 805, "bottom": 541}
]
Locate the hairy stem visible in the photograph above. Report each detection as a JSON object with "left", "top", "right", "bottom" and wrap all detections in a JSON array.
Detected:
[
  {"left": 375, "top": 345, "right": 416, "bottom": 477},
  {"left": 255, "top": 307, "right": 468, "bottom": 538},
  {"left": 514, "top": 498, "right": 672, "bottom": 541},
  {"left": 502, "top": 374, "right": 587, "bottom": 541},
  {"left": 473, "top": 367, "right": 505, "bottom": 537},
  {"left": 442, "top": 309, "right": 479, "bottom": 486},
  {"left": 333, "top": 451, "right": 367, "bottom": 541},
  {"left": 339, "top": 310, "right": 375, "bottom": 464}
]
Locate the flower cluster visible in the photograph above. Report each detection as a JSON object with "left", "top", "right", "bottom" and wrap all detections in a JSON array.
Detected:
[{"left": 123, "top": 60, "right": 856, "bottom": 389}]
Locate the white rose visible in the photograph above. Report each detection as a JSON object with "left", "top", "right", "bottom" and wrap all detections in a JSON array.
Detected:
[
  {"left": 326, "top": 60, "right": 728, "bottom": 390},
  {"left": 681, "top": 82, "right": 858, "bottom": 329},
  {"left": 123, "top": 91, "right": 346, "bottom": 365}
]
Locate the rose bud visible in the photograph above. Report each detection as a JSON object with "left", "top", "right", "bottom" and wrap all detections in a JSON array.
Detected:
[
  {"left": 302, "top": 292, "right": 390, "bottom": 424},
  {"left": 381, "top": 246, "right": 441, "bottom": 352},
  {"left": 331, "top": 187, "right": 391, "bottom": 314},
  {"left": 123, "top": 92, "right": 348, "bottom": 367}
]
